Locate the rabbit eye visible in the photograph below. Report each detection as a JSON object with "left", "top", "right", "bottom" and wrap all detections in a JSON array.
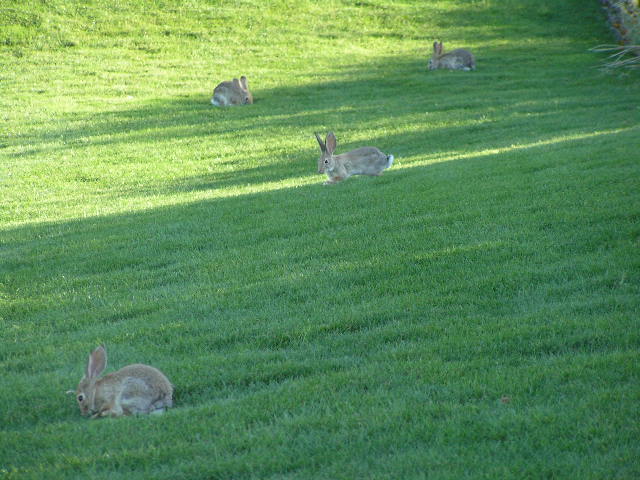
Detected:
[
  {"left": 324, "top": 159, "right": 329, "bottom": 164},
  {"left": 77, "top": 394, "right": 84, "bottom": 402}
]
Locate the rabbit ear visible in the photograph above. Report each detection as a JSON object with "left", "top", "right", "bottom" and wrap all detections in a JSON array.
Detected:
[
  {"left": 326, "top": 132, "right": 337, "bottom": 154},
  {"left": 314, "top": 132, "right": 326, "bottom": 152},
  {"left": 438, "top": 41, "right": 444, "bottom": 54},
  {"left": 433, "top": 41, "right": 438, "bottom": 53},
  {"left": 86, "top": 345, "right": 107, "bottom": 379},
  {"left": 240, "top": 76, "right": 249, "bottom": 90},
  {"left": 232, "top": 78, "right": 242, "bottom": 89}
]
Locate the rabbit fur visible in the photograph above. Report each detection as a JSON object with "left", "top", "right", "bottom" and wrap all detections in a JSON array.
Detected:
[
  {"left": 211, "top": 76, "right": 253, "bottom": 106},
  {"left": 315, "top": 132, "right": 393, "bottom": 185},
  {"left": 428, "top": 41, "right": 476, "bottom": 71},
  {"left": 73, "top": 345, "right": 173, "bottom": 419}
]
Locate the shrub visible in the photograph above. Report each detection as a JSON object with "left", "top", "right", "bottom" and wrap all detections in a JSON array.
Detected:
[
  {"left": 594, "top": 0, "right": 640, "bottom": 69},
  {"left": 600, "top": 0, "right": 640, "bottom": 44}
]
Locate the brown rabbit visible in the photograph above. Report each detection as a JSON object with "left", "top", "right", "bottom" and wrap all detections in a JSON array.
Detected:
[
  {"left": 315, "top": 132, "right": 394, "bottom": 185},
  {"left": 428, "top": 41, "right": 476, "bottom": 71},
  {"left": 211, "top": 76, "right": 253, "bottom": 106},
  {"left": 71, "top": 345, "right": 173, "bottom": 418}
]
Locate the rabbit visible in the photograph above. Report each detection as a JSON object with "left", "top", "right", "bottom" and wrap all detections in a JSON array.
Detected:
[
  {"left": 428, "top": 41, "right": 476, "bottom": 71},
  {"left": 315, "top": 132, "right": 394, "bottom": 185},
  {"left": 211, "top": 75, "right": 253, "bottom": 106},
  {"left": 71, "top": 345, "right": 173, "bottom": 418}
]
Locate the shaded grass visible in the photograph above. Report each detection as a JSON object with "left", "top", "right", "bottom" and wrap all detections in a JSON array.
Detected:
[{"left": 1, "top": 0, "right": 640, "bottom": 478}]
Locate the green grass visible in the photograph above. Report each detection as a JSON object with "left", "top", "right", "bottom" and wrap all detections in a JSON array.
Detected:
[{"left": 1, "top": 0, "right": 639, "bottom": 478}]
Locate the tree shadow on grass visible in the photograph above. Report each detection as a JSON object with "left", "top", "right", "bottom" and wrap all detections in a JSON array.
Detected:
[
  {"left": 10, "top": 54, "right": 513, "bottom": 154},
  {"left": 8, "top": 46, "right": 628, "bottom": 198}
]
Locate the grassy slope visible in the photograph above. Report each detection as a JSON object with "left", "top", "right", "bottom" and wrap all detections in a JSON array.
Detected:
[{"left": 1, "top": 0, "right": 639, "bottom": 478}]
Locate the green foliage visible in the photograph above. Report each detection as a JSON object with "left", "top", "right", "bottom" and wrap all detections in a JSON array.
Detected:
[{"left": 1, "top": 0, "right": 639, "bottom": 478}]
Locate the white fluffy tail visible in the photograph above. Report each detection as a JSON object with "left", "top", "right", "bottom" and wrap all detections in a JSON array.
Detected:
[{"left": 386, "top": 154, "right": 394, "bottom": 169}]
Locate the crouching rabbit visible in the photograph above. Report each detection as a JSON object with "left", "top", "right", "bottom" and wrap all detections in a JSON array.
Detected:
[
  {"left": 70, "top": 345, "right": 173, "bottom": 418},
  {"left": 428, "top": 41, "right": 476, "bottom": 71},
  {"left": 211, "top": 76, "right": 253, "bottom": 106},
  {"left": 314, "top": 132, "right": 394, "bottom": 185}
]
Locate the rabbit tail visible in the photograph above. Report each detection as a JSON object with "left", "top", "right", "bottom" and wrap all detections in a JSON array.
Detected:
[{"left": 386, "top": 154, "right": 394, "bottom": 169}]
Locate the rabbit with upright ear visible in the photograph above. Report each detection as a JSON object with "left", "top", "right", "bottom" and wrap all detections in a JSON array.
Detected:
[
  {"left": 211, "top": 75, "right": 253, "bottom": 106},
  {"left": 428, "top": 41, "right": 476, "bottom": 71},
  {"left": 315, "top": 132, "right": 394, "bottom": 185},
  {"left": 72, "top": 345, "right": 173, "bottom": 418}
]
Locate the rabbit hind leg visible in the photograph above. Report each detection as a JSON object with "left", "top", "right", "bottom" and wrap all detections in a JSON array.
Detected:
[
  {"left": 147, "top": 396, "right": 172, "bottom": 415},
  {"left": 324, "top": 175, "right": 344, "bottom": 185},
  {"left": 92, "top": 402, "right": 123, "bottom": 418}
]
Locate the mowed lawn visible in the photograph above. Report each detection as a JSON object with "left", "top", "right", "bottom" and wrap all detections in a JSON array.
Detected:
[{"left": 1, "top": 0, "right": 639, "bottom": 478}]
